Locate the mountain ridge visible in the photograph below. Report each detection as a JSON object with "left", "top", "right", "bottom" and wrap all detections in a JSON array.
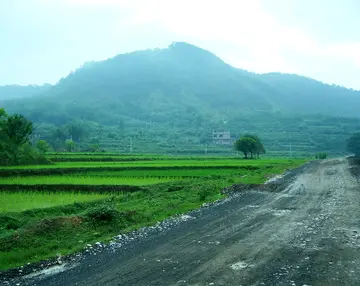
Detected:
[
  {"left": 1, "top": 42, "right": 359, "bottom": 155},
  {"left": 1, "top": 41, "right": 360, "bottom": 123}
]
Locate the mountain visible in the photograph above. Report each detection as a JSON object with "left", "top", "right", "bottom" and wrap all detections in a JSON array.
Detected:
[
  {"left": 0, "top": 84, "right": 51, "bottom": 100},
  {"left": 1, "top": 42, "right": 359, "bottom": 155}
]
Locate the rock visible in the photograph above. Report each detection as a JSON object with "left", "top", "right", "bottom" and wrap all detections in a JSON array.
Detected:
[{"left": 87, "top": 244, "right": 92, "bottom": 247}]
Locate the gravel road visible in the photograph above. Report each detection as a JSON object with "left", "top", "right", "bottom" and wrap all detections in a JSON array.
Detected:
[{"left": 5, "top": 158, "right": 360, "bottom": 286}]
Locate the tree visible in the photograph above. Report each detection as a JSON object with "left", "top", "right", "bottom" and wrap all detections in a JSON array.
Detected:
[
  {"left": 347, "top": 132, "right": 360, "bottom": 157},
  {"left": 243, "top": 134, "right": 265, "bottom": 158},
  {"left": 1, "top": 113, "right": 33, "bottom": 163},
  {"left": 234, "top": 137, "right": 256, "bottom": 158},
  {"left": 65, "top": 139, "right": 76, "bottom": 152},
  {"left": 2, "top": 114, "right": 33, "bottom": 146},
  {"left": 36, "top": 140, "right": 50, "bottom": 154},
  {"left": 67, "top": 122, "right": 88, "bottom": 142},
  {"left": 234, "top": 134, "right": 265, "bottom": 159},
  {"left": 0, "top": 109, "right": 47, "bottom": 165}
]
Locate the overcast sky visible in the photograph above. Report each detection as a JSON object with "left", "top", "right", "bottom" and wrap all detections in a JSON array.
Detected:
[{"left": 1, "top": 0, "right": 360, "bottom": 89}]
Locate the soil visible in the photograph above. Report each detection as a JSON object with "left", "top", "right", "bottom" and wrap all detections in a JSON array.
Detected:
[{"left": 3, "top": 158, "right": 360, "bottom": 286}]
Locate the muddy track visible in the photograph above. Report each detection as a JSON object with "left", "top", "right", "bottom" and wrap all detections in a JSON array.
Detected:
[{"left": 4, "top": 158, "right": 360, "bottom": 286}]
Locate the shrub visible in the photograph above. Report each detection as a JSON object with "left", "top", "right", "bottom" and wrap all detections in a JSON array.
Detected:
[
  {"left": 197, "top": 185, "right": 213, "bottom": 201},
  {"left": 85, "top": 205, "right": 120, "bottom": 223},
  {"left": 315, "top": 152, "right": 327, "bottom": 159}
]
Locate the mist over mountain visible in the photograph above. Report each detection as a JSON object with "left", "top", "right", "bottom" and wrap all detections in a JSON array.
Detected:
[
  {"left": 0, "top": 84, "right": 51, "bottom": 100},
  {"left": 1, "top": 42, "right": 359, "bottom": 155}
]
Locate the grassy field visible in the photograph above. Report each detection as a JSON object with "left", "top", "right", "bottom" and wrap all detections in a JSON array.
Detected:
[
  {"left": 0, "top": 176, "right": 181, "bottom": 186},
  {"left": 0, "top": 158, "right": 304, "bottom": 169},
  {"left": 0, "top": 192, "right": 109, "bottom": 213},
  {"left": 0, "top": 155, "right": 307, "bottom": 271}
]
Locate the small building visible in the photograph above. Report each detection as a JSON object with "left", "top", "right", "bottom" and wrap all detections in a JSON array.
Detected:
[{"left": 212, "top": 130, "right": 234, "bottom": 145}]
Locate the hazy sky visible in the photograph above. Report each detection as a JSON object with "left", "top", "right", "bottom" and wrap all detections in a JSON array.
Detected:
[{"left": 1, "top": 0, "right": 360, "bottom": 89}]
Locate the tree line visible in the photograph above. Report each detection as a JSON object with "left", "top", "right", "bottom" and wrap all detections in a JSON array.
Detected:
[{"left": 2, "top": 107, "right": 360, "bottom": 165}]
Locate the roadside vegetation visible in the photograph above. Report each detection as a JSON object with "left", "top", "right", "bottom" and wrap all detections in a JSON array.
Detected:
[{"left": 0, "top": 151, "right": 306, "bottom": 271}]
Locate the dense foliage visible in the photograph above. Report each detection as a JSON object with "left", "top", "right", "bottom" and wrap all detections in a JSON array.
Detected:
[
  {"left": 0, "top": 108, "right": 46, "bottom": 165},
  {"left": 234, "top": 134, "right": 265, "bottom": 158},
  {"left": 1, "top": 42, "right": 360, "bottom": 155}
]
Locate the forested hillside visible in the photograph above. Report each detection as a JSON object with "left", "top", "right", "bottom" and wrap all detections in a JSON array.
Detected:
[{"left": 1, "top": 42, "right": 359, "bottom": 155}]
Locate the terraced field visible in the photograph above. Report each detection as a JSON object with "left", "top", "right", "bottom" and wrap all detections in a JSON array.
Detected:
[{"left": 0, "top": 154, "right": 306, "bottom": 271}]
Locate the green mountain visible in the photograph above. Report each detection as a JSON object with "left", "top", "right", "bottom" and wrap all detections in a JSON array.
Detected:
[{"left": 1, "top": 42, "right": 359, "bottom": 155}]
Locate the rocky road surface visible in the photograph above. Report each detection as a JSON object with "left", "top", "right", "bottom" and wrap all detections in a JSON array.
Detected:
[{"left": 4, "top": 158, "right": 360, "bottom": 286}]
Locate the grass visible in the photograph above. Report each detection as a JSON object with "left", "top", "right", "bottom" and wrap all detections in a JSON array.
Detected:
[
  {"left": 0, "top": 155, "right": 308, "bottom": 271},
  {"left": 0, "top": 181, "right": 225, "bottom": 270},
  {"left": 0, "top": 158, "right": 307, "bottom": 170},
  {"left": 0, "top": 192, "right": 110, "bottom": 213},
  {"left": 0, "top": 176, "right": 181, "bottom": 186},
  {"left": 78, "top": 168, "right": 248, "bottom": 177}
]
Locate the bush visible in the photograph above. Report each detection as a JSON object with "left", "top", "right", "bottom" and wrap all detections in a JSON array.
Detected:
[
  {"left": 315, "top": 152, "right": 327, "bottom": 159},
  {"left": 197, "top": 185, "right": 213, "bottom": 201},
  {"left": 85, "top": 205, "right": 120, "bottom": 223}
]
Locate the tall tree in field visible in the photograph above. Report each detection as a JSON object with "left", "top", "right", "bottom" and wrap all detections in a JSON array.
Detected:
[
  {"left": 347, "top": 132, "right": 360, "bottom": 157},
  {"left": 243, "top": 134, "right": 266, "bottom": 158},
  {"left": 234, "top": 137, "right": 256, "bottom": 158},
  {"left": 234, "top": 134, "right": 265, "bottom": 159}
]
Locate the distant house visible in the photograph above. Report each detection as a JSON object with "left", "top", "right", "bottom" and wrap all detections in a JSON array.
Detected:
[{"left": 212, "top": 130, "right": 234, "bottom": 145}]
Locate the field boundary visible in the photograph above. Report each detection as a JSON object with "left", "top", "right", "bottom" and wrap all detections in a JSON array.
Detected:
[
  {"left": 0, "top": 184, "right": 146, "bottom": 193},
  {"left": 0, "top": 165, "right": 261, "bottom": 177}
]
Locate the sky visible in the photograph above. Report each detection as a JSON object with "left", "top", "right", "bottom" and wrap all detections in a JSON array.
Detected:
[{"left": 1, "top": 0, "right": 360, "bottom": 89}]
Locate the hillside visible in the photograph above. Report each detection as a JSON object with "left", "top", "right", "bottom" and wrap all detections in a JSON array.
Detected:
[{"left": 1, "top": 42, "right": 360, "bottom": 155}]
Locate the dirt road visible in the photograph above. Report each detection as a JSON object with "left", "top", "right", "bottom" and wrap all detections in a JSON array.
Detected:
[{"left": 9, "top": 158, "right": 360, "bottom": 285}]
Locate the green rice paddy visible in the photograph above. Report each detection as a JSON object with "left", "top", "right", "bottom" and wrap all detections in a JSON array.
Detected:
[{"left": 0, "top": 154, "right": 307, "bottom": 270}]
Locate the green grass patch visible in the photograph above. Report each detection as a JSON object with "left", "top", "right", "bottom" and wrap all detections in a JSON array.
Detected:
[
  {"left": 0, "top": 192, "right": 110, "bottom": 213},
  {"left": 0, "top": 156, "right": 308, "bottom": 271},
  {"left": 77, "top": 168, "right": 248, "bottom": 178},
  {"left": 0, "top": 176, "right": 181, "bottom": 186},
  {"left": 0, "top": 181, "right": 225, "bottom": 270},
  {"left": 0, "top": 158, "right": 307, "bottom": 170}
]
